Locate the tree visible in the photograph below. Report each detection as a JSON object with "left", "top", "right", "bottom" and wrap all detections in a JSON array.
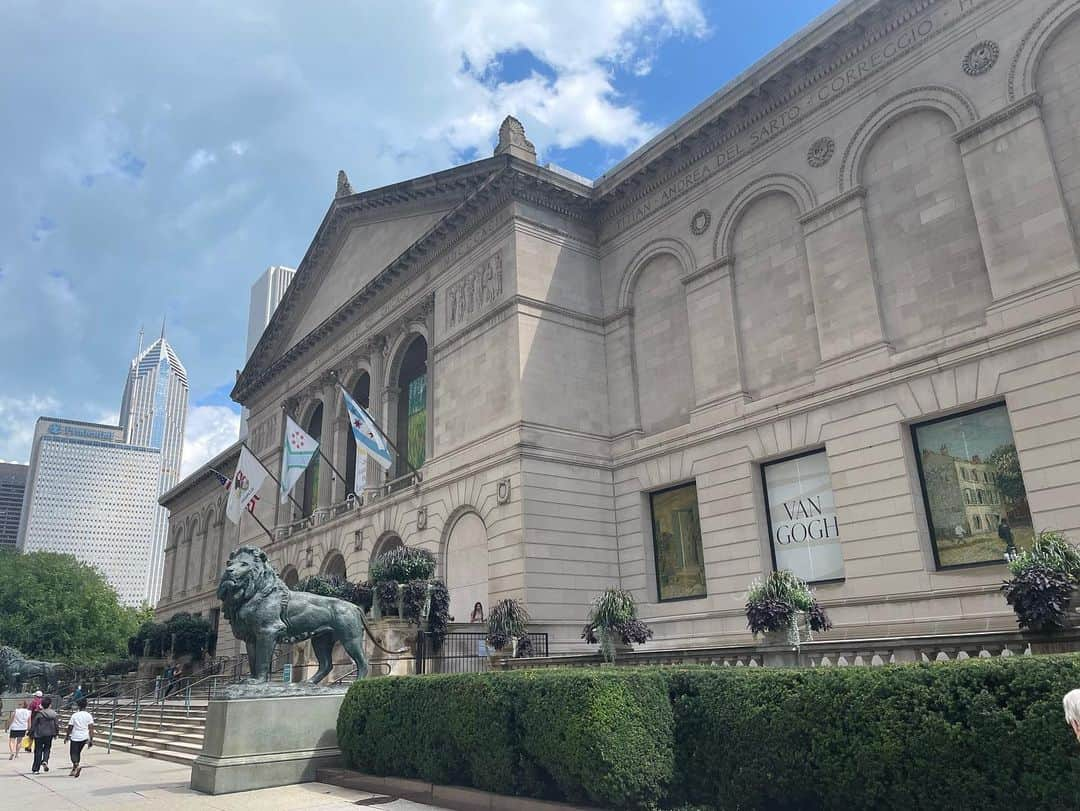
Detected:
[
  {"left": 988, "top": 444, "right": 1026, "bottom": 502},
  {"left": 0, "top": 550, "right": 149, "bottom": 668}
]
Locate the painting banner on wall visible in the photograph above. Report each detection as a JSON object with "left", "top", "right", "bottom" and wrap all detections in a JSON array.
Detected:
[
  {"left": 912, "top": 403, "right": 1032, "bottom": 568},
  {"left": 763, "top": 451, "right": 845, "bottom": 583}
]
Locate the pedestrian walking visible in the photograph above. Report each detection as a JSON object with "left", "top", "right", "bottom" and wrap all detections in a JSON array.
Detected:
[
  {"left": 998, "top": 518, "right": 1016, "bottom": 555},
  {"left": 162, "top": 665, "right": 175, "bottom": 699},
  {"left": 23, "top": 691, "right": 42, "bottom": 753},
  {"left": 64, "top": 698, "right": 94, "bottom": 777},
  {"left": 1065, "top": 689, "right": 1080, "bottom": 742},
  {"left": 29, "top": 696, "right": 59, "bottom": 774},
  {"left": 7, "top": 701, "right": 30, "bottom": 760}
]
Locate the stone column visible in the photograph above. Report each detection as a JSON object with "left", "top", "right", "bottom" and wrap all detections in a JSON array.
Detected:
[
  {"left": 800, "top": 188, "right": 891, "bottom": 381},
  {"left": 956, "top": 95, "right": 1079, "bottom": 306},
  {"left": 317, "top": 378, "right": 336, "bottom": 510},
  {"left": 161, "top": 545, "right": 175, "bottom": 602},
  {"left": 683, "top": 257, "right": 746, "bottom": 407}
]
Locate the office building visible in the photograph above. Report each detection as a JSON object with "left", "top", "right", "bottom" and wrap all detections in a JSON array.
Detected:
[
  {"left": 0, "top": 462, "right": 28, "bottom": 552},
  {"left": 18, "top": 419, "right": 161, "bottom": 605}
]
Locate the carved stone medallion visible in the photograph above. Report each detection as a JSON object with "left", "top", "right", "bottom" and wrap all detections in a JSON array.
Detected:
[
  {"left": 962, "top": 41, "right": 999, "bottom": 76},
  {"left": 497, "top": 478, "right": 512, "bottom": 504},
  {"left": 689, "top": 209, "right": 711, "bottom": 236},
  {"left": 807, "top": 137, "right": 835, "bottom": 168}
]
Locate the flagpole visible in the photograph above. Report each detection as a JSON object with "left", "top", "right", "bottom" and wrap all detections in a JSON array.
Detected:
[
  {"left": 337, "top": 383, "right": 422, "bottom": 482},
  {"left": 245, "top": 503, "right": 275, "bottom": 544},
  {"left": 316, "top": 447, "right": 347, "bottom": 485},
  {"left": 241, "top": 442, "right": 305, "bottom": 515}
]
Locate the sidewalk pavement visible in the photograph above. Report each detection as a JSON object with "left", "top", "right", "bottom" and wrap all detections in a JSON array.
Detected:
[{"left": 1, "top": 746, "right": 447, "bottom": 810}]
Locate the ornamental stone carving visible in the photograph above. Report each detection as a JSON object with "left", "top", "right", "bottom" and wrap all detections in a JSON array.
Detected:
[
  {"left": 807, "top": 137, "right": 835, "bottom": 168},
  {"left": 446, "top": 251, "right": 504, "bottom": 329},
  {"left": 689, "top": 209, "right": 711, "bottom": 236},
  {"left": 497, "top": 478, "right": 512, "bottom": 504},
  {"left": 962, "top": 41, "right": 999, "bottom": 76},
  {"left": 336, "top": 169, "right": 354, "bottom": 198}
]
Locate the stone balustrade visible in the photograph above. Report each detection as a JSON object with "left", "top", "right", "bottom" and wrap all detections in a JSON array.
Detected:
[{"left": 498, "top": 629, "right": 1080, "bottom": 671}]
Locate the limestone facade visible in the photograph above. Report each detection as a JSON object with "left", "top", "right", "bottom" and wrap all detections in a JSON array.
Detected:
[{"left": 159, "top": 0, "right": 1080, "bottom": 656}]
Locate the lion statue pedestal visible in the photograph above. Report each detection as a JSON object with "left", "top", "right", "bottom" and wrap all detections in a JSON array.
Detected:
[{"left": 192, "top": 547, "right": 403, "bottom": 796}]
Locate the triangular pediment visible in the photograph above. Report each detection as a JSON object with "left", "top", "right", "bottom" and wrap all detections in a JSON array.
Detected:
[
  {"left": 237, "top": 160, "right": 504, "bottom": 399},
  {"left": 282, "top": 204, "right": 451, "bottom": 351}
]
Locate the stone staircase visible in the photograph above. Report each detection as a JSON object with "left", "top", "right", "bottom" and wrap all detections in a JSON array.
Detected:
[{"left": 81, "top": 698, "right": 208, "bottom": 766}]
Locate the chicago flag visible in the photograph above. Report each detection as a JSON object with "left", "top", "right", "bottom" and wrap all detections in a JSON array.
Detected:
[
  {"left": 341, "top": 385, "right": 393, "bottom": 472},
  {"left": 280, "top": 416, "right": 319, "bottom": 504}
]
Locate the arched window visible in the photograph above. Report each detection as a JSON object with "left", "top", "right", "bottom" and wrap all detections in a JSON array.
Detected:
[
  {"left": 344, "top": 372, "right": 371, "bottom": 496},
  {"left": 281, "top": 566, "right": 300, "bottom": 589},
  {"left": 862, "top": 109, "right": 990, "bottom": 349},
  {"left": 301, "top": 403, "right": 323, "bottom": 517},
  {"left": 371, "top": 534, "right": 403, "bottom": 566},
  {"left": 631, "top": 253, "right": 693, "bottom": 433},
  {"left": 321, "top": 552, "right": 347, "bottom": 580},
  {"left": 731, "top": 191, "right": 819, "bottom": 395},
  {"left": 396, "top": 336, "right": 428, "bottom": 477}
]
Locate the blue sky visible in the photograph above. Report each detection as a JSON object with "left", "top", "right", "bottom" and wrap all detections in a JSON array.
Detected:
[{"left": 0, "top": 0, "right": 836, "bottom": 473}]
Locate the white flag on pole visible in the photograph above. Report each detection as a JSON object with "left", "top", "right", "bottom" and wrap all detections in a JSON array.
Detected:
[
  {"left": 279, "top": 416, "right": 319, "bottom": 504},
  {"left": 226, "top": 446, "right": 269, "bottom": 524},
  {"left": 341, "top": 385, "right": 393, "bottom": 471}
]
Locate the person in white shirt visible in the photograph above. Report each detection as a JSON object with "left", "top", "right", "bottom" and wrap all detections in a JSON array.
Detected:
[
  {"left": 7, "top": 701, "right": 30, "bottom": 759},
  {"left": 63, "top": 698, "right": 94, "bottom": 777}
]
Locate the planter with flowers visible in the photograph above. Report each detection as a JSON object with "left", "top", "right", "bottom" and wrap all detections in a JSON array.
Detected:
[
  {"left": 745, "top": 570, "right": 832, "bottom": 648},
  {"left": 486, "top": 598, "right": 530, "bottom": 664},
  {"left": 1003, "top": 530, "right": 1080, "bottom": 634},
  {"left": 581, "top": 586, "right": 653, "bottom": 663}
]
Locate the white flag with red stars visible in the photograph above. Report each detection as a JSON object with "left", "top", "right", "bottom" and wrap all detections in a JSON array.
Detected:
[{"left": 279, "top": 416, "right": 319, "bottom": 504}]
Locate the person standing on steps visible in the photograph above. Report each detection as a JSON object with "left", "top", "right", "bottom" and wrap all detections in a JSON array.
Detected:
[
  {"left": 64, "top": 698, "right": 94, "bottom": 777},
  {"left": 29, "top": 696, "right": 59, "bottom": 774},
  {"left": 7, "top": 701, "right": 30, "bottom": 760}
]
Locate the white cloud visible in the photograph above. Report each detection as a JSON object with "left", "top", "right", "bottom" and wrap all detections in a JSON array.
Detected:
[
  {"left": 0, "top": 0, "right": 709, "bottom": 460},
  {"left": 184, "top": 148, "right": 217, "bottom": 174},
  {"left": 180, "top": 405, "right": 240, "bottom": 478},
  {"left": 0, "top": 394, "right": 60, "bottom": 463}
]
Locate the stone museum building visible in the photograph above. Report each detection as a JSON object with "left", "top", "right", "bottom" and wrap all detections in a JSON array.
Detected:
[{"left": 158, "top": 0, "right": 1080, "bottom": 659}]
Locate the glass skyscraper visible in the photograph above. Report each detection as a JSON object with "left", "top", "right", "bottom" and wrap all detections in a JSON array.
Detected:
[{"left": 119, "top": 325, "right": 189, "bottom": 605}]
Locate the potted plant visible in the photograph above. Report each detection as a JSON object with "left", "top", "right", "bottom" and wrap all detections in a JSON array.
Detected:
[
  {"left": 745, "top": 570, "right": 832, "bottom": 648},
  {"left": 486, "top": 598, "right": 530, "bottom": 662},
  {"left": 1003, "top": 530, "right": 1080, "bottom": 632},
  {"left": 581, "top": 586, "right": 653, "bottom": 663}
]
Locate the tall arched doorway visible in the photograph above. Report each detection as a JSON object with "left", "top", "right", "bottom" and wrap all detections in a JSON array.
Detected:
[
  {"left": 301, "top": 403, "right": 323, "bottom": 517},
  {"left": 344, "top": 372, "right": 371, "bottom": 496},
  {"left": 445, "top": 512, "right": 488, "bottom": 624},
  {"left": 281, "top": 566, "right": 300, "bottom": 589},
  {"left": 321, "top": 551, "right": 347, "bottom": 580},
  {"left": 396, "top": 336, "right": 427, "bottom": 478}
]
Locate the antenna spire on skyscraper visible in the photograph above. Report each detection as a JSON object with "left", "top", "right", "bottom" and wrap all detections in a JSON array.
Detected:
[
  {"left": 136, "top": 325, "right": 144, "bottom": 356},
  {"left": 160, "top": 315, "right": 166, "bottom": 341}
]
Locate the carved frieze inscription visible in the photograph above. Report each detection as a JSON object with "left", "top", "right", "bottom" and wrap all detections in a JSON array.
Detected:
[
  {"left": 604, "top": 0, "right": 983, "bottom": 236},
  {"left": 446, "top": 251, "right": 504, "bottom": 330}
]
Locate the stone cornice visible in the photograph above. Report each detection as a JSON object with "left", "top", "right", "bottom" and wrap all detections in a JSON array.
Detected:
[
  {"left": 593, "top": 0, "right": 991, "bottom": 237},
  {"left": 232, "top": 159, "right": 594, "bottom": 403},
  {"left": 159, "top": 440, "right": 241, "bottom": 508},
  {"left": 953, "top": 93, "right": 1042, "bottom": 144}
]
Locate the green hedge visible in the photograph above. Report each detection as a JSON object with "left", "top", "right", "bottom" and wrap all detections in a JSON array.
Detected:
[
  {"left": 338, "top": 657, "right": 1080, "bottom": 810},
  {"left": 338, "top": 669, "right": 674, "bottom": 808}
]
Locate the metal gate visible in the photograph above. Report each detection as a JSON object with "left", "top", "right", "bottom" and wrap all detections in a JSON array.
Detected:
[{"left": 417, "top": 631, "right": 549, "bottom": 674}]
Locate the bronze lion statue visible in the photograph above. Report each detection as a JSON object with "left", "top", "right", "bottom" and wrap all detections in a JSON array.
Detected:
[
  {"left": 217, "top": 546, "right": 373, "bottom": 684},
  {"left": 0, "top": 646, "right": 67, "bottom": 693}
]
